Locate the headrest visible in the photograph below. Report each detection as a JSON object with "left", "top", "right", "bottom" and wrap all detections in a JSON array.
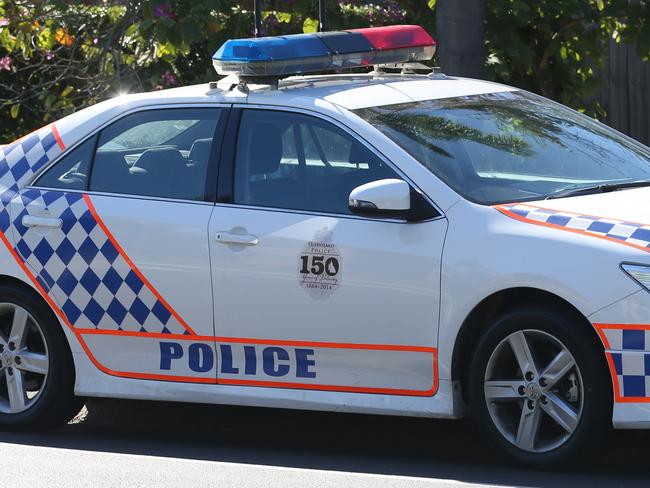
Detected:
[
  {"left": 134, "top": 147, "right": 186, "bottom": 173},
  {"left": 91, "top": 151, "right": 130, "bottom": 191},
  {"left": 189, "top": 138, "right": 212, "bottom": 166},
  {"left": 247, "top": 123, "right": 284, "bottom": 176}
]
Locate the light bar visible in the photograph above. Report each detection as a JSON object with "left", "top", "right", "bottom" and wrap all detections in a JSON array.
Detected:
[{"left": 212, "top": 25, "right": 436, "bottom": 78}]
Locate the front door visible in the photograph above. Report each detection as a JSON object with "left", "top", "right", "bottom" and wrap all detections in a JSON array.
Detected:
[{"left": 209, "top": 108, "right": 446, "bottom": 396}]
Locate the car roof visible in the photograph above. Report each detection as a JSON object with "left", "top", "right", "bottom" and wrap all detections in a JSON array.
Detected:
[
  {"left": 51, "top": 73, "right": 519, "bottom": 146},
  {"left": 248, "top": 74, "right": 518, "bottom": 110},
  {"left": 109, "top": 73, "right": 518, "bottom": 111}
]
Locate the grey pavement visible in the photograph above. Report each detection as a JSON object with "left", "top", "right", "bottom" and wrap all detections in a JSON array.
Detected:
[{"left": 0, "top": 399, "right": 647, "bottom": 487}]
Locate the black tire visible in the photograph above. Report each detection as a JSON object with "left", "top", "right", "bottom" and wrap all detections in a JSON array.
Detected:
[
  {"left": 0, "top": 283, "right": 84, "bottom": 430},
  {"left": 469, "top": 305, "right": 612, "bottom": 466}
]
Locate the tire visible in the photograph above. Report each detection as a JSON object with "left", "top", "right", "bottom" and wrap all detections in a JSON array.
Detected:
[
  {"left": 0, "top": 283, "right": 84, "bottom": 430},
  {"left": 469, "top": 305, "right": 612, "bottom": 466}
]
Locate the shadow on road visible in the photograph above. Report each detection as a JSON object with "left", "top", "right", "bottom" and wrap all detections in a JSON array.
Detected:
[{"left": 1, "top": 399, "right": 649, "bottom": 487}]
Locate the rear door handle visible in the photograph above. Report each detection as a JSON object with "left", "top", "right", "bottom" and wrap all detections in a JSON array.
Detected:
[
  {"left": 22, "top": 215, "right": 62, "bottom": 229},
  {"left": 215, "top": 232, "right": 259, "bottom": 246}
]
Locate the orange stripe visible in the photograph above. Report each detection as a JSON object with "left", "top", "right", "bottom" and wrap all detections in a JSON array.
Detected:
[
  {"left": 513, "top": 202, "right": 650, "bottom": 229},
  {"left": 595, "top": 323, "right": 650, "bottom": 332},
  {"left": 82, "top": 194, "right": 197, "bottom": 336},
  {"left": 75, "top": 334, "right": 217, "bottom": 384},
  {"left": 77, "top": 329, "right": 208, "bottom": 341},
  {"left": 215, "top": 336, "right": 436, "bottom": 353},
  {"left": 218, "top": 348, "right": 438, "bottom": 396},
  {"left": 0, "top": 230, "right": 76, "bottom": 330},
  {"left": 51, "top": 124, "right": 65, "bottom": 150},
  {"left": 593, "top": 323, "right": 650, "bottom": 403},
  {"left": 495, "top": 206, "right": 650, "bottom": 254},
  {"left": 217, "top": 377, "right": 436, "bottom": 396},
  {"left": 77, "top": 328, "right": 438, "bottom": 395},
  {"left": 77, "top": 328, "right": 436, "bottom": 353},
  {"left": 603, "top": 351, "right": 625, "bottom": 402},
  {"left": 593, "top": 324, "right": 612, "bottom": 349},
  {"left": 2, "top": 200, "right": 437, "bottom": 394}
]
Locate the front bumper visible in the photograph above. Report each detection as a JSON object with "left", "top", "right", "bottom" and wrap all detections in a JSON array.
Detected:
[{"left": 590, "top": 290, "right": 650, "bottom": 428}]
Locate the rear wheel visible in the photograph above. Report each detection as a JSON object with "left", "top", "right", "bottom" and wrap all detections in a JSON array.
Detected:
[
  {"left": 0, "top": 284, "right": 83, "bottom": 430},
  {"left": 469, "top": 306, "right": 611, "bottom": 465}
]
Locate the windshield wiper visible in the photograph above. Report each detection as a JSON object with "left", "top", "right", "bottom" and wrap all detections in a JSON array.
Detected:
[{"left": 546, "top": 180, "right": 650, "bottom": 200}]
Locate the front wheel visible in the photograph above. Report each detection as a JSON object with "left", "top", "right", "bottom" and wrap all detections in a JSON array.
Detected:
[{"left": 469, "top": 306, "right": 612, "bottom": 465}]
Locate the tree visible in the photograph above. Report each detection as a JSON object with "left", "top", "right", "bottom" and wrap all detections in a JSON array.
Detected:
[
  {"left": 435, "top": 0, "right": 486, "bottom": 78},
  {"left": 485, "top": 0, "right": 650, "bottom": 117},
  {"left": 1, "top": 1, "right": 650, "bottom": 142},
  {"left": 0, "top": 0, "right": 414, "bottom": 142}
]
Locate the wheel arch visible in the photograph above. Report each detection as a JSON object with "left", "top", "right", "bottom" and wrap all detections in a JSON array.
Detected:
[
  {"left": 0, "top": 273, "right": 48, "bottom": 302},
  {"left": 451, "top": 287, "right": 608, "bottom": 403}
]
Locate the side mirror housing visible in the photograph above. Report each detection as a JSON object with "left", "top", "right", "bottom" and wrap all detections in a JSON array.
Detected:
[{"left": 349, "top": 179, "right": 438, "bottom": 221}]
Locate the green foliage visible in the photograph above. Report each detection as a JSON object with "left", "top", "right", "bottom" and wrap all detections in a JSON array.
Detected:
[
  {"left": 0, "top": 0, "right": 649, "bottom": 142},
  {"left": 485, "top": 0, "right": 650, "bottom": 117},
  {"left": 0, "top": 0, "right": 411, "bottom": 141}
]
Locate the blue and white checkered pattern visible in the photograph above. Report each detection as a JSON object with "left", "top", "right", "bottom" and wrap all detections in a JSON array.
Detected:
[
  {"left": 0, "top": 126, "right": 190, "bottom": 335},
  {"left": 497, "top": 203, "right": 650, "bottom": 251},
  {"left": 0, "top": 126, "right": 63, "bottom": 234},
  {"left": 602, "top": 328, "right": 650, "bottom": 398}
]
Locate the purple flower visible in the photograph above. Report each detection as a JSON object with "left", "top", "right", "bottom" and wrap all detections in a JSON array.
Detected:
[
  {"left": 0, "top": 18, "right": 8, "bottom": 27},
  {"left": 161, "top": 70, "right": 178, "bottom": 87},
  {"left": 45, "top": 51, "right": 55, "bottom": 61},
  {"left": 0, "top": 56, "right": 12, "bottom": 71},
  {"left": 154, "top": 3, "right": 174, "bottom": 19}
]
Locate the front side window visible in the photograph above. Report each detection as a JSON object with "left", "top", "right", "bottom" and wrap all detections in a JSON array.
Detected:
[
  {"left": 233, "top": 110, "right": 397, "bottom": 214},
  {"left": 354, "top": 91, "right": 650, "bottom": 205},
  {"left": 89, "top": 108, "right": 220, "bottom": 201}
]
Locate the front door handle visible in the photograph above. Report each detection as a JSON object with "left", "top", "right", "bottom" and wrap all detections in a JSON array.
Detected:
[
  {"left": 22, "top": 215, "right": 62, "bottom": 229},
  {"left": 215, "top": 231, "right": 259, "bottom": 246}
]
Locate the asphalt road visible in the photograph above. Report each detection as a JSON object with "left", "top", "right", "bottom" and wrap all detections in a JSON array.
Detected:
[{"left": 0, "top": 399, "right": 648, "bottom": 487}]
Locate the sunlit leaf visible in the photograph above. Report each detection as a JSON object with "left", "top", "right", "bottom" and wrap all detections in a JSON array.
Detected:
[{"left": 303, "top": 17, "right": 318, "bottom": 33}]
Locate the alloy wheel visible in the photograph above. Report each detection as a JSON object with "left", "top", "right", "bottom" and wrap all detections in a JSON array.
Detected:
[
  {"left": 483, "top": 329, "right": 584, "bottom": 453},
  {"left": 0, "top": 303, "right": 49, "bottom": 414}
]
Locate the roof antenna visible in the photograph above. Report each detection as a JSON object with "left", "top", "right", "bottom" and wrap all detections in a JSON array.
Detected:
[
  {"left": 254, "top": 0, "right": 262, "bottom": 37},
  {"left": 318, "top": 0, "right": 327, "bottom": 32}
]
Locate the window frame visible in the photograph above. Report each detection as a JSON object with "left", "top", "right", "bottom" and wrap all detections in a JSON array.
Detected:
[
  {"left": 29, "top": 104, "right": 231, "bottom": 206},
  {"left": 31, "top": 133, "right": 99, "bottom": 192},
  {"left": 217, "top": 105, "right": 441, "bottom": 222}
]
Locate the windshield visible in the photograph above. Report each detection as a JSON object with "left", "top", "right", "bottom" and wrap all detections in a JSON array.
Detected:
[{"left": 354, "top": 91, "right": 650, "bottom": 205}]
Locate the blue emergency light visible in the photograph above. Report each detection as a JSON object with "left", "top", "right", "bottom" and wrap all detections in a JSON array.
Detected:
[{"left": 212, "top": 25, "right": 436, "bottom": 78}]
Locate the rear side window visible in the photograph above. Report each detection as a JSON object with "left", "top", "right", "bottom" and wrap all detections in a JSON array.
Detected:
[
  {"left": 233, "top": 110, "right": 397, "bottom": 214},
  {"left": 89, "top": 108, "right": 221, "bottom": 201},
  {"left": 33, "top": 136, "right": 95, "bottom": 191}
]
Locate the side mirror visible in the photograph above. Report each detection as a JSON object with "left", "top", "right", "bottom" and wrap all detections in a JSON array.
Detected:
[
  {"left": 349, "top": 178, "right": 411, "bottom": 219},
  {"left": 349, "top": 178, "right": 439, "bottom": 221}
]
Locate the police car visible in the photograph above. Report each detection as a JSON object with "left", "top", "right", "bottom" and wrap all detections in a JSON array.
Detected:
[{"left": 0, "top": 24, "right": 649, "bottom": 465}]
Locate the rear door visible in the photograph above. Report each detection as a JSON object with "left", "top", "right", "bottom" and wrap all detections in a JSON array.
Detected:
[
  {"left": 10, "top": 106, "right": 228, "bottom": 383},
  {"left": 208, "top": 107, "right": 446, "bottom": 397}
]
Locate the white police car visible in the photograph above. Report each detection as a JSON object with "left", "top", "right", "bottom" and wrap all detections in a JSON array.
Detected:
[{"left": 0, "top": 25, "right": 649, "bottom": 465}]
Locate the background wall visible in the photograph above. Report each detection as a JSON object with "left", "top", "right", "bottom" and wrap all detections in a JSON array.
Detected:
[{"left": 599, "top": 40, "right": 650, "bottom": 145}]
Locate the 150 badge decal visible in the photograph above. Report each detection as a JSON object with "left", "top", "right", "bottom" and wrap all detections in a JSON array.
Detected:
[{"left": 298, "top": 229, "right": 342, "bottom": 299}]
